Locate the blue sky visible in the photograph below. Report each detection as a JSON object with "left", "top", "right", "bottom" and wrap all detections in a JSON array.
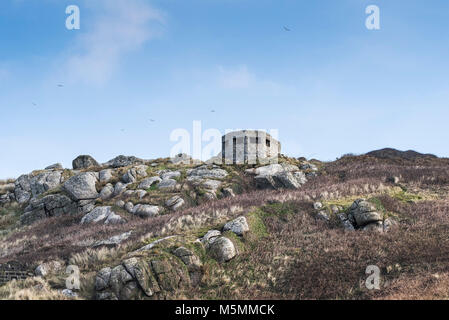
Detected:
[{"left": 0, "top": 0, "right": 448, "bottom": 178}]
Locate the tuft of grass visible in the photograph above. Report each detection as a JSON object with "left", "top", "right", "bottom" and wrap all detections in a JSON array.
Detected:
[{"left": 0, "top": 277, "right": 70, "bottom": 300}]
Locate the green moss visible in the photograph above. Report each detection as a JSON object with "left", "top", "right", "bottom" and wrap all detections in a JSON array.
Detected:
[
  {"left": 367, "top": 197, "right": 386, "bottom": 212},
  {"left": 246, "top": 209, "right": 269, "bottom": 239},
  {"left": 392, "top": 190, "right": 423, "bottom": 203},
  {"left": 146, "top": 184, "right": 159, "bottom": 192}
]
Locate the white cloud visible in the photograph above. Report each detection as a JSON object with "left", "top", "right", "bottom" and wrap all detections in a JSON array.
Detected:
[
  {"left": 217, "top": 65, "right": 286, "bottom": 94},
  {"left": 64, "top": 0, "right": 164, "bottom": 85},
  {"left": 218, "top": 65, "right": 254, "bottom": 89}
]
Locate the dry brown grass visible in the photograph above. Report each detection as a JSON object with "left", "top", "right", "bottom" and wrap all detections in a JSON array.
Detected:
[
  {"left": 0, "top": 155, "right": 448, "bottom": 300},
  {"left": 0, "top": 277, "right": 69, "bottom": 300}
]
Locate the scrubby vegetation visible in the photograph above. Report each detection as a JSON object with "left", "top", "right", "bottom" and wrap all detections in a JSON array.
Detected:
[{"left": 1, "top": 152, "right": 448, "bottom": 300}]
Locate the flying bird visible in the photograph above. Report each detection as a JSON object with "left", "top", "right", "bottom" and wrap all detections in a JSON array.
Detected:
[
  {"left": 283, "top": 26, "right": 291, "bottom": 32},
  {"left": 32, "top": 102, "right": 37, "bottom": 106},
  {"left": 211, "top": 110, "right": 215, "bottom": 113},
  {"left": 149, "top": 119, "right": 155, "bottom": 122},
  {"left": 57, "top": 84, "right": 64, "bottom": 87}
]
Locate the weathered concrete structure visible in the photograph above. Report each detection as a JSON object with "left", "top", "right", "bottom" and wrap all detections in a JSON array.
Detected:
[{"left": 222, "top": 130, "right": 281, "bottom": 165}]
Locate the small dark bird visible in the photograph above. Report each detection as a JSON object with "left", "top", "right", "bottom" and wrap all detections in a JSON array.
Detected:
[
  {"left": 32, "top": 102, "right": 37, "bottom": 106},
  {"left": 57, "top": 84, "right": 64, "bottom": 87},
  {"left": 283, "top": 26, "right": 291, "bottom": 31},
  {"left": 211, "top": 110, "right": 215, "bottom": 113},
  {"left": 120, "top": 129, "right": 125, "bottom": 132},
  {"left": 149, "top": 119, "right": 155, "bottom": 122}
]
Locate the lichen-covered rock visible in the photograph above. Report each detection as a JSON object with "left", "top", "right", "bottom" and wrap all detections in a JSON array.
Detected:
[
  {"left": 207, "top": 237, "right": 236, "bottom": 262},
  {"left": 362, "top": 221, "right": 384, "bottom": 232},
  {"left": 35, "top": 260, "right": 64, "bottom": 278},
  {"left": 21, "top": 194, "right": 77, "bottom": 225},
  {"left": 14, "top": 174, "right": 32, "bottom": 204},
  {"left": 173, "top": 247, "right": 203, "bottom": 286},
  {"left": 200, "top": 230, "right": 221, "bottom": 246},
  {"left": 93, "top": 231, "right": 133, "bottom": 248},
  {"left": 132, "top": 204, "right": 160, "bottom": 218},
  {"left": 165, "top": 195, "right": 185, "bottom": 211},
  {"left": 81, "top": 206, "right": 125, "bottom": 225},
  {"left": 63, "top": 172, "right": 99, "bottom": 201},
  {"left": 223, "top": 216, "right": 249, "bottom": 236},
  {"left": 201, "top": 179, "right": 222, "bottom": 192},
  {"left": 113, "top": 182, "right": 128, "bottom": 196},
  {"left": 138, "top": 176, "right": 162, "bottom": 189},
  {"left": 29, "top": 171, "right": 62, "bottom": 197},
  {"left": 348, "top": 199, "right": 383, "bottom": 227},
  {"left": 105, "top": 155, "right": 144, "bottom": 168},
  {"left": 136, "top": 190, "right": 147, "bottom": 199},
  {"left": 161, "top": 171, "right": 181, "bottom": 180},
  {"left": 95, "top": 251, "right": 190, "bottom": 300},
  {"left": 99, "top": 169, "right": 113, "bottom": 183},
  {"left": 158, "top": 179, "right": 177, "bottom": 190},
  {"left": 187, "top": 166, "right": 228, "bottom": 179},
  {"left": 45, "top": 163, "right": 63, "bottom": 170},
  {"left": 100, "top": 184, "right": 114, "bottom": 200},
  {"left": 245, "top": 164, "right": 284, "bottom": 176},
  {"left": 122, "top": 165, "right": 148, "bottom": 183},
  {"left": 72, "top": 155, "right": 99, "bottom": 170}
]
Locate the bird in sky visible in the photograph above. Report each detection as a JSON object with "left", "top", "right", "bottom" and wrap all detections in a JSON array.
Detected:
[
  {"left": 32, "top": 102, "right": 37, "bottom": 106},
  {"left": 149, "top": 119, "right": 155, "bottom": 122},
  {"left": 283, "top": 26, "right": 291, "bottom": 31},
  {"left": 211, "top": 110, "right": 215, "bottom": 113},
  {"left": 57, "top": 84, "right": 64, "bottom": 87}
]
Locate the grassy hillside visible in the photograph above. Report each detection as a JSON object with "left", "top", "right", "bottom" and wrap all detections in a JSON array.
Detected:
[{"left": 1, "top": 153, "right": 448, "bottom": 300}]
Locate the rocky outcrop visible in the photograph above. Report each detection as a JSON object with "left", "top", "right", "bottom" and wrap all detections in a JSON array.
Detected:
[
  {"left": 72, "top": 155, "right": 99, "bottom": 170},
  {"left": 95, "top": 251, "right": 192, "bottom": 300},
  {"left": 14, "top": 174, "right": 33, "bottom": 204},
  {"left": 21, "top": 194, "right": 77, "bottom": 225},
  {"left": 29, "top": 171, "right": 62, "bottom": 197}
]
